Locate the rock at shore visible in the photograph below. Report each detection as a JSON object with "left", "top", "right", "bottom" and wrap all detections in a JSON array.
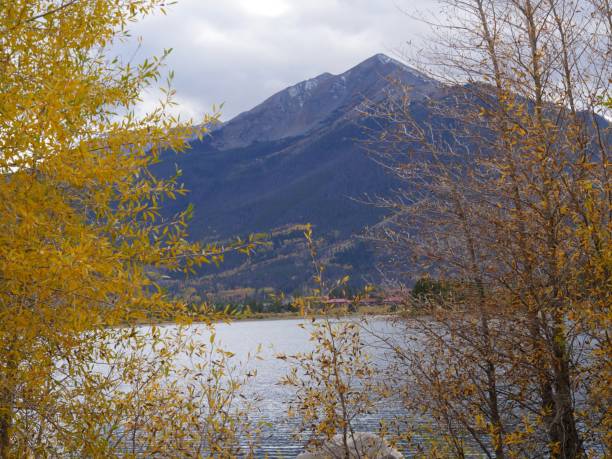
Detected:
[{"left": 296, "top": 432, "right": 403, "bottom": 459}]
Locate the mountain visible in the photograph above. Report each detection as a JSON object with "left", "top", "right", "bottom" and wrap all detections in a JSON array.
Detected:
[
  {"left": 154, "top": 54, "right": 439, "bottom": 301},
  {"left": 209, "top": 54, "right": 434, "bottom": 150}
]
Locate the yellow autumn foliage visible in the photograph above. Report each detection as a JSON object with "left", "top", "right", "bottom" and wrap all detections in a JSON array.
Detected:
[{"left": 0, "top": 1, "right": 260, "bottom": 457}]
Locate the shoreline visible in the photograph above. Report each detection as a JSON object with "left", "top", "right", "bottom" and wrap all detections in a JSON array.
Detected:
[{"left": 137, "top": 309, "right": 401, "bottom": 329}]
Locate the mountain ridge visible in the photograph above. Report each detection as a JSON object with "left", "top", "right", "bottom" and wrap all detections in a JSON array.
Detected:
[
  {"left": 208, "top": 53, "right": 436, "bottom": 150},
  {"left": 155, "top": 54, "right": 438, "bottom": 299}
]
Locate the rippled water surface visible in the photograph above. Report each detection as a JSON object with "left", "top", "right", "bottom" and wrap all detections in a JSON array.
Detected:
[{"left": 181, "top": 317, "right": 407, "bottom": 458}]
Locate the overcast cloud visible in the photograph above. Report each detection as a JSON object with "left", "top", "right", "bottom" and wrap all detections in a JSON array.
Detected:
[{"left": 119, "top": 0, "right": 433, "bottom": 121}]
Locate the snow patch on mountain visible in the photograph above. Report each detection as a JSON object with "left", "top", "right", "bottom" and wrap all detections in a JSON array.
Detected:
[
  {"left": 287, "top": 86, "right": 301, "bottom": 98},
  {"left": 287, "top": 73, "right": 332, "bottom": 98},
  {"left": 377, "top": 54, "right": 393, "bottom": 65}
]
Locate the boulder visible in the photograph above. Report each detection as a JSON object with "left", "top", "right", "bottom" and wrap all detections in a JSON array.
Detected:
[{"left": 296, "top": 432, "right": 403, "bottom": 459}]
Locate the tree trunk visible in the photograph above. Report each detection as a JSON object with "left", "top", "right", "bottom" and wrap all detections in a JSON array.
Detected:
[
  {"left": 0, "top": 406, "right": 10, "bottom": 459},
  {"left": 0, "top": 348, "right": 15, "bottom": 459},
  {"left": 548, "top": 319, "right": 583, "bottom": 458}
]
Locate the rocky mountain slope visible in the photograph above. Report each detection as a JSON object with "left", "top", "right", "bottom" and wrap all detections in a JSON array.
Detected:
[{"left": 154, "top": 54, "right": 439, "bottom": 300}]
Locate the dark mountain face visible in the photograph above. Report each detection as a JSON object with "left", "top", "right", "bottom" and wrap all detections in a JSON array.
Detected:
[{"left": 154, "top": 54, "right": 439, "bottom": 300}]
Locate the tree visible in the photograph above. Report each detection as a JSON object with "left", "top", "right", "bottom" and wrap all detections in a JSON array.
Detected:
[
  {"left": 367, "top": 0, "right": 610, "bottom": 457},
  {"left": 0, "top": 1, "right": 258, "bottom": 456},
  {"left": 279, "top": 227, "right": 387, "bottom": 458}
]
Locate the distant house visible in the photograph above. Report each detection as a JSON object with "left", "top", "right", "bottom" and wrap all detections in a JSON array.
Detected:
[{"left": 323, "top": 298, "right": 352, "bottom": 305}]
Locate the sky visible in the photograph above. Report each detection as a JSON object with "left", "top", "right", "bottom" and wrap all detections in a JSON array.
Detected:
[{"left": 119, "top": 0, "right": 433, "bottom": 121}]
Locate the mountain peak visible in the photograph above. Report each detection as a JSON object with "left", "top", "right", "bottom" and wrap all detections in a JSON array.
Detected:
[
  {"left": 211, "top": 54, "right": 435, "bottom": 149},
  {"left": 342, "top": 53, "right": 430, "bottom": 82},
  {"left": 361, "top": 53, "right": 403, "bottom": 67}
]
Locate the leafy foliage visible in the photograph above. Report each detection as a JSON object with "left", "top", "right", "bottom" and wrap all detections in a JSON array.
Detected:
[
  {"left": 367, "top": 0, "right": 611, "bottom": 457},
  {"left": 278, "top": 227, "right": 388, "bottom": 456},
  {"left": 0, "top": 1, "right": 260, "bottom": 456}
]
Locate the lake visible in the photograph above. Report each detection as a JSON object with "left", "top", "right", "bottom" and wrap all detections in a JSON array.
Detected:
[{"left": 174, "top": 317, "right": 409, "bottom": 458}]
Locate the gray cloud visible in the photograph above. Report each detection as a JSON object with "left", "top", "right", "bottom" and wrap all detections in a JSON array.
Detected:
[{"left": 118, "top": 0, "right": 432, "bottom": 121}]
